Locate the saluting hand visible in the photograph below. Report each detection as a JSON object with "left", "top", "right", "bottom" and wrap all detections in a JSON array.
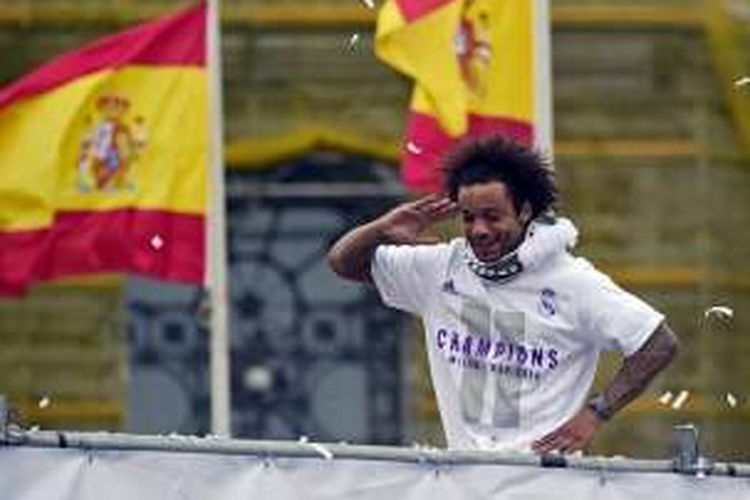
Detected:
[{"left": 377, "top": 195, "right": 458, "bottom": 245}]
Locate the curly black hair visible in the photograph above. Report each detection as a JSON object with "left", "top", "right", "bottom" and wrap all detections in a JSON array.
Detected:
[{"left": 443, "top": 135, "right": 558, "bottom": 218}]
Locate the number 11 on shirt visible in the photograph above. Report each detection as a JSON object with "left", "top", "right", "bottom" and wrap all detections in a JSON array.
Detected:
[{"left": 459, "top": 301, "right": 524, "bottom": 429}]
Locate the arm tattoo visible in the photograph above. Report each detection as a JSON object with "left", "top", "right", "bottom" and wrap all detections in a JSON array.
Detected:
[{"left": 601, "top": 322, "right": 678, "bottom": 417}]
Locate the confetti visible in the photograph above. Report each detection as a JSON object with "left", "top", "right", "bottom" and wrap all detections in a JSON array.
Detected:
[
  {"left": 658, "top": 391, "right": 673, "bottom": 405},
  {"left": 406, "top": 141, "right": 423, "bottom": 155},
  {"left": 309, "top": 442, "right": 334, "bottom": 460},
  {"left": 734, "top": 76, "right": 750, "bottom": 87},
  {"left": 359, "top": 0, "right": 376, "bottom": 9},
  {"left": 38, "top": 396, "right": 50, "bottom": 409},
  {"left": 244, "top": 365, "right": 273, "bottom": 391},
  {"left": 671, "top": 390, "right": 690, "bottom": 410},
  {"left": 348, "top": 33, "right": 360, "bottom": 48},
  {"left": 150, "top": 235, "right": 164, "bottom": 250},
  {"left": 704, "top": 305, "right": 733, "bottom": 320},
  {"left": 726, "top": 392, "right": 738, "bottom": 408}
]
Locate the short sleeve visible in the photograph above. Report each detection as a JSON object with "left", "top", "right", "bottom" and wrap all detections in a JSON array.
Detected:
[
  {"left": 576, "top": 263, "right": 665, "bottom": 356},
  {"left": 371, "top": 243, "right": 449, "bottom": 315}
]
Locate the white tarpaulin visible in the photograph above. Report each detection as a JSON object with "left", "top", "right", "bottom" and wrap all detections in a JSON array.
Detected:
[{"left": 1, "top": 445, "right": 748, "bottom": 500}]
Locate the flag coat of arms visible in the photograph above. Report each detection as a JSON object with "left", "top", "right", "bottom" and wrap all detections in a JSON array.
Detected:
[
  {"left": 376, "top": 0, "right": 547, "bottom": 193},
  {"left": 0, "top": 3, "right": 208, "bottom": 295}
]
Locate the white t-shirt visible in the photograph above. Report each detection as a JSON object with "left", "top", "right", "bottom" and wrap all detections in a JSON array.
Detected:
[{"left": 371, "top": 238, "right": 664, "bottom": 452}]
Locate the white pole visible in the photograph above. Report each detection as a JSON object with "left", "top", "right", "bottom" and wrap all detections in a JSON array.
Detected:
[
  {"left": 534, "top": 0, "right": 554, "bottom": 160},
  {"left": 206, "top": 0, "right": 231, "bottom": 437}
]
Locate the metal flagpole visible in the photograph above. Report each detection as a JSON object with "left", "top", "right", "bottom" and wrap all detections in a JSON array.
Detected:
[
  {"left": 534, "top": 0, "right": 554, "bottom": 159},
  {"left": 206, "top": 0, "right": 231, "bottom": 436}
]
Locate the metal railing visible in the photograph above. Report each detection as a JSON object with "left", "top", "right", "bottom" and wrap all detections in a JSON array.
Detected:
[
  {"left": 0, "top": 428, "right": 745, "bottom": 477},
  {"left": 0, "top": 395, "right": 747, "bottom": 478}
]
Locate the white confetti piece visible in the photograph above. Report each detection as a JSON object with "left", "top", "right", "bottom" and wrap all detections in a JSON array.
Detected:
[
  {"left": 150, "top": 235, "right": 164, "bottom": 250},
  {"left": 658, "top": 391, "right": 673, "bottom": 405},
  {"left": 243, "top": 365, "right": 273, "bottom": 391},
  {"left": 38, "top": 396, "right": 50, "bottom": 409},
  {"left": 704, "top": 305, "right": 733, "bottom": 320},
  {"left": 348, "top": 33, "right": 360, "bottom": 48},
  {"left": 406, "top": 141, "right": 423, "bottom": 155},
  {"left": 671, "top": 390, "right": 690, "bottom": 410},
  {"left": 726, "top": 392, "right": 738, "bottom": 408},
  {"left": 309, "top": 442, "right": 334, "bottom": 460},
  {"left": 359, "top": 0, "right": 375, "bottom": 9},
  {"left": 734, "top": 76, "right": 750, "bottom": 87}
]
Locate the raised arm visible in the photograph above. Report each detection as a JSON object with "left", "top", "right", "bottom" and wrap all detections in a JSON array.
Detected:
[
  {"left": 532, "top": 321, "right": 678, "bottom": 454},
  {"left": 327, "top": 195, "right": 457, "bottom": 283}
]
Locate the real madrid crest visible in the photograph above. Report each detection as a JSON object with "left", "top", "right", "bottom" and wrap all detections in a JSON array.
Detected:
[{"left": 538, "top": 288, "right": 557, "bottom": 317}]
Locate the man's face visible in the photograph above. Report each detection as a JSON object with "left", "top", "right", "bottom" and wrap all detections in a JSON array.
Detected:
[{"left": 457, "top": 181, "right": 527, "bottom": 262}]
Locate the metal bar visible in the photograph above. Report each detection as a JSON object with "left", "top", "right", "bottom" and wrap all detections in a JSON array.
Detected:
[
  {"left": 0, "top": 395, "right": 8, "bottom": 438},
  {"left": 206, "top": 0, "right": 232, "bottom": 439},
  {"left": 534, "top": 0, "right": 555, "bottom": 159},
  {"left": 3, "top": 429, "right": 750, "bottom": 477}
]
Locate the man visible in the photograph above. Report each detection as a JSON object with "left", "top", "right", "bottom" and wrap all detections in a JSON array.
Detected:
[{"left": 328, "top": 136, "right": 677, "bottom": 453}]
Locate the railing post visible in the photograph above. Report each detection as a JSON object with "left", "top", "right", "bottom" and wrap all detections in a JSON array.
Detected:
[
  {"left": 0, "top": 394, "right": 9, "bottom": 441},
  {"left": 672, "top": 424, "right": 712, "bottom": 476}
]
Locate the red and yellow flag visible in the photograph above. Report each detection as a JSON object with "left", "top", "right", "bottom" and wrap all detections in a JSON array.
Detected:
[
  {"left": 0, "top": 3, "right": 207, "bottom": 295},
  {"left": 376, "top": 0, "right": 541, "bottom": 193}
]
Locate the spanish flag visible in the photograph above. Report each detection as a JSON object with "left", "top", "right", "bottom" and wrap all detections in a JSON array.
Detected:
[
  {"left": 376, "top": 0, "right": 548, "bottom": 193},
  {"left": 0, "top": 3, "right": 207, "bottom": 295}
]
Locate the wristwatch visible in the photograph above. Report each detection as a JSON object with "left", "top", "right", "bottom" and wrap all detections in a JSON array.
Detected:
[{"left": 587, "top": 394, "right": 613, "bottom": 421}]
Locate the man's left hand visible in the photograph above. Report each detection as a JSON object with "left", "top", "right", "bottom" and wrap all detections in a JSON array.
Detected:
[{"left": 531, "top": 407, "right": 602, "bottom": 454}]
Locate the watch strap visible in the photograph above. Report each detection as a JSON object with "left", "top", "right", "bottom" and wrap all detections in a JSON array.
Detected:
[{"left": 587, "top": 394, "right": 613, "bottom": 421}]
